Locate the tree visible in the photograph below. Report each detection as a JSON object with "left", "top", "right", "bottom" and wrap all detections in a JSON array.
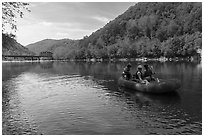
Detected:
[
  {"left": 126, "top": 19, "right": 141, "bottom": 40},
  {"left": 167, "top": 20, "right": 179, "bottom": 37},
  {"left": 2, "top": 2, "right": 30, "bottom": 37},
  {"left": 107, "top": 44, "right": 119, "bottom": 58},
  {"left": 138, "top": 15, "right": 158, "bottom": 39}
]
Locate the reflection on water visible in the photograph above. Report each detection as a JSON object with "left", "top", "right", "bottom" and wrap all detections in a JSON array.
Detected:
[{"left": 2, "top": 61, "right": 202, "bottom": 135}]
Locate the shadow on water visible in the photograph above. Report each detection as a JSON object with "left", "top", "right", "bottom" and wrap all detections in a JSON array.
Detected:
[{"left": 117, "top": 87, "right": 181, "bottom": 106}]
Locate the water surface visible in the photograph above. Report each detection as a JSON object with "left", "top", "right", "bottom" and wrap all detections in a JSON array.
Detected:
[{"left": 2, "top": 61, "right": 202, "bottom": 135}]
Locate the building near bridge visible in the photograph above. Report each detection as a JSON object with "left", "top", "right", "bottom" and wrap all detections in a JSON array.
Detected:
[{"left": 39, "top": 51, "right": 53, "bottom": 60}]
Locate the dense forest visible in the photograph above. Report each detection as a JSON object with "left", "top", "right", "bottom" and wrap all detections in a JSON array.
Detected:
[
  {"left": 2, "top": 33, "right": 34, "bottom": 56},
  {"left": 50, "top": 2, "right": 201, "bottom": 60}
]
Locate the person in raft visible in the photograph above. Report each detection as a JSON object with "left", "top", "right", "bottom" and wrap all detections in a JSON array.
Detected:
[
  {"left": 143, "top": 64, "right": 159, "bottom": 82},
  {"left": 134, "top": 65, "right": 149, "bottom": 84},
  {"left": 122, "top": 63, "right": 132, "bottom": 80},
  {"left": 143, "top": 64, "right": 155, "bottom": 81}
]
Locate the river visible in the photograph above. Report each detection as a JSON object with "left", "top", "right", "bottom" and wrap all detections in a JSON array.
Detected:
[{"left": 2, "top": 61, "right": 202, "bottom": 135}]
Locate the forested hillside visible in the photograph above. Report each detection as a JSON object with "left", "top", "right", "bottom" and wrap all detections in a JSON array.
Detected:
[
  {"left": 2, "top": 34, "right": 34, "bottom": 56},
  {"left": 27, "top": 39, "right": 59, "bottom": 54},
  {"left": 54, "top": 2, "right": 201, "bottom": 60},
  {"left": 26, "top": 39, "right": 79, "bottom": 58},
  {"left": 25, "top": 2, "right": 201, "bottom": 60}
]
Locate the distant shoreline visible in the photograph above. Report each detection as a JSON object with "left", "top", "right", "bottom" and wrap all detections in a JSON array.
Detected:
[{"left": 2, "top": 56, "right": 201, "bottom": 63}]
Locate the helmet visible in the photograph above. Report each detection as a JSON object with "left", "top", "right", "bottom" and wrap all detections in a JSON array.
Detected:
[
  {"left": 137, "top": 65, "right": 142, "bottom": 69},
  {"left": 144, "top": 64, "right": 148, "bottom": 68},
  {"left": 127, "top": 63, "right": 132, "bottom": 68}
]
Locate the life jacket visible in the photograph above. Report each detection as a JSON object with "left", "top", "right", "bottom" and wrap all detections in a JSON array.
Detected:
[
  {"left": 122, "top": 67, "right": 131, "bottom": 80},
  {"left": 135, "top": 70, "right": 144, "bottom": 80},
  {"left": 144, "top": 69, "right": 152, "bottom": 77},
  {"left": 123, "top": 67, "right": 130, "bottom": 73}
]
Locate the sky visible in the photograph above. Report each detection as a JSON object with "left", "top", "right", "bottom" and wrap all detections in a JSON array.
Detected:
[{"left": 12, "top": 2, "right": 136, "bottom": 46}]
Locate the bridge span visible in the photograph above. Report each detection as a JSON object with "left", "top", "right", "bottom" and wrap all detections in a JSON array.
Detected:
[{"left": 2, "top": 55, "right": 53, "bottom": 61}]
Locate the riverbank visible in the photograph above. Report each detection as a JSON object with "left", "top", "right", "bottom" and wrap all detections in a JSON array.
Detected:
[
  {"left": 2, "top": 56, "right": 201, "bottom": 63},
  {"left": 2, "top": 60, "right": 53, "bottom": 63}
]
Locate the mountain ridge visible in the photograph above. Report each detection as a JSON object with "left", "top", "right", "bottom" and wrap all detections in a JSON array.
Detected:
[
  {"left": 26, "top": 38, "right": 79, "bottom": 56},
  {"left": 18, "top": 2, "right": 202, "bottom": 60}
]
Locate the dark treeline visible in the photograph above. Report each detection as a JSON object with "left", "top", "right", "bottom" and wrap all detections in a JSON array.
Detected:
[
  {"left": 53, "top": 2, "right": 202, "bottom": 60},
  {"left": 2, "top": 33, "right": 34, "bottom": 56}
]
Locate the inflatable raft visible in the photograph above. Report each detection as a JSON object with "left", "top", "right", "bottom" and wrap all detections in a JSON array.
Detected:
[{"left": 118, "top": 77, "right": 181, "bottom": 94}]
